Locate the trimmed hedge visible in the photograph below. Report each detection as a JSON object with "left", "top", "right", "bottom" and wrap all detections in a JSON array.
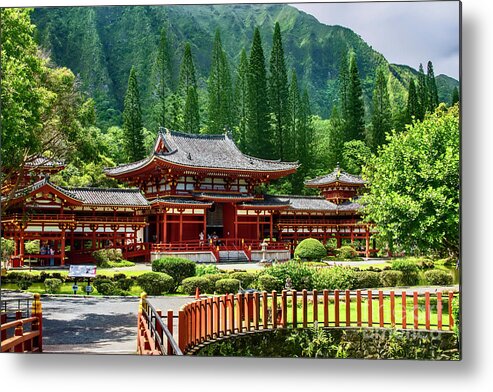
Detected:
[
  {"left": 229, "top": 272, "right": 256, "bottom": 288},
  {"left": 203, "top": 273, "right": 228, "bottom": 287},
  {"left": 391, "top": 259, "right": 420, "bottom": 286},
  {"left": 263, "top": 260, "right": 314, "bottom": 291},
  {"left": 313, "top": 266, "right": 356, "bottom": 290},
  {"left": 335, "top": 246, "right": 359, "bottom": 260},
  {"left": 44, "top": 278, "right": 62, "bottom": 293},
  {"left": 137, "top": 272, "right": 174, "bottom": 295},
  {"left": 294, "top": 238, "right": 327, "bottom": 261},
  {"left": 152, "top": 257, "right": 196, "bottom": 292},
  {"left": 380, "top": 270, "right": 403, "bottom": 287},
  {"left": 181, "top": 276, "right": 213, "bottom": 295},
  {"left": 353, "top": 271, "right": 381, "bottom": 289},
  {"left": 215, "top": 279, "right": 240, "bottom": 294},
  {"left": 256, "top": 274, "right": 283, "bottom": 292},
  {"left": 424, "top": 270, "right": 454, "bottom": 286}
]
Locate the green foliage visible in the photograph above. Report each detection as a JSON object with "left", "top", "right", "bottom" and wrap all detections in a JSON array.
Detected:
[
  {"left": 342, "top": 140, "right": 372, "bottom": 175},
  {"left": 181, "top": 276, "right": 213, "bottom": 295},
  {"left": 14, "top": 273, "right": 33, "bottom": 290},
  {"left": 451, "top": 86, "right": 459, "bottom": 105},
  {"left": 215, "top": 278, "right": 241, "bottom": 294},
  {"left": 255, "top": 274, "right": 282, "bottom": 292},
  {"left": 264, "top": 260, "right": 314, "bottom": 290},
  {"left": 424, "top": 270, "right": 453, "bottom": 286},
  {"left": 179, "top": 42, "right": 200, "bottom": 133},
  {"left": 368, "top": 65, "right": 392, "bottom": 151},
  {"left": 229, "top": 272, "right": 256, "bottom": 288},
  {"left": 152, "top": 257, "right": 196, "bottom": 292},
  {"left": 24, "top": 240, "right": 40, "bottom": 254},
  {"left": 406, "top": 78, "right": 419, "bottom": 123},
  {"left": 345, "top": 51, "right": 365, "bottom": 141},
  {"left": 233, "top": 48, "right": 249, "bottom": 150},
  {"left": 122, "top": 66, "right": 145, "bottom": 162},
  {"left": 92, "top": 248, "right": 128, "bottom": 268},
  {"left": 353, "top": 271, "right": 381, "bottom": 289},
  {"left": 195, "top": 264, "right": 221, "bottom": 276},
  {"left": 1, "top": 237, "right": 15, "bottom": 262},
  {"left": 203, "top": 273, "right": 228, "bottom": 287},
  {"left": 452, "top": 294, "right": 460, "bottom": 338},
  {"left": 335, "top": 245, "right": 358, "bottom": 260},
  {"left": 136, "top": 272, "right": 174, "bottom": 295},
  {"left": 391, "top": 259, "right": 420, "bottom": 286},
  {"left": 362, "top": 105, "right": 459, "bottom": 258},
  {"left": 294, "top": 238, "right": 327, "bottom": 261},
  {"left": 43, "top": 278, "right": 63, "bottom": 293},
  {"left": 379, "top": 270, "right": 403, "bottom": 287},
  {"left": 312, "top": 266, "right": 356, "bottom": 290},
  {"left": 246, "top": 27, "right": 273, "bottom": 159}
]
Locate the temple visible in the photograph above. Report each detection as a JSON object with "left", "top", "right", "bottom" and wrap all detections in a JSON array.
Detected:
[{"left": 1, "top": 129, "right": 377, "bottom": 267}]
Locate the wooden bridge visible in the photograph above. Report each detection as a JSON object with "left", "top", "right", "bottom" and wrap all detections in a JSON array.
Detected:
[
  {"left": 1, "top": 294, "right": 43, "bottom": 353},
  {"left": 137, "top": 289, "right": 457, "bottom": 356}
]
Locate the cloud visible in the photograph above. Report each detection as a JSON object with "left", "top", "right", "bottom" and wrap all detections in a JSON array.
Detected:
[{"left": 293, "top": 1, "right": 460, "bottom": 79}]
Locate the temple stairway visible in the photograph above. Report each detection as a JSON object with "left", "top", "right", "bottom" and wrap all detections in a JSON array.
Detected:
[{"left": 218, "top": 250, "right": 249, "bottom": 263}]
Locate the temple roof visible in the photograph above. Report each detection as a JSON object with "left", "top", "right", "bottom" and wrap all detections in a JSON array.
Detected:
[
  {"left": 305, "top": 165, "right": 365, "bottom": 187},
  {"left": 150, "top": 197, "right": 212, "bottom": 207},
  {"left": 105, "top": 129, "right": 299, "bottom": 176},
  {"left": 241, "top": 195, "right": 363, "bottom": 213},
  {"left": 67, "top": 187, "right": 149, "bottom": 207},
  {"left": 26, "top": 156, "right": 64, "bottom": 169}
]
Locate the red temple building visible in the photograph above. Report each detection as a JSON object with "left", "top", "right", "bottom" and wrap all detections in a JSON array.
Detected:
[{"left": 1, "top": 129, "right": 376, "bottom": 267}]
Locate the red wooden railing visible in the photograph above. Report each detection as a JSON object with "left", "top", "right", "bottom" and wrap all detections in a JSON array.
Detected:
[
  {"left": 174, "top": 289, "right": 457, "bottom": 354},
  {"left": 1, "top": 294, "right": 43, "bottom": 353}
]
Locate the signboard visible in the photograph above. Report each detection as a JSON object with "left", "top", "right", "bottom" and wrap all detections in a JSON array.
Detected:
[{"left": 68, "top": 265, "right": 97, "bottom": 278}]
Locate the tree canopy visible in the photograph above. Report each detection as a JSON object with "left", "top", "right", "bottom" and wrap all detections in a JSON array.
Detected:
[{"left": 362, "top": 104, "right": 460, "bottom": 258}]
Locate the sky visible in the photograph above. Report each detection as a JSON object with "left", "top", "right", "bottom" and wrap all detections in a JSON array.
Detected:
[{"left": 293, "top": 1, "right": 460, "bottom": 79}]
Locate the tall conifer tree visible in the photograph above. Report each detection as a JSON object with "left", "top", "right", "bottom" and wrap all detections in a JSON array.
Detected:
[
  {"left": 268, "top": 22, "right": 290, "bottom": 160},
  {"left": 451, "top": 86, "right": 460, "bottom": 105},
  {"left": 152, "top": 27, "right": 173, "bottom": 129},
  {"left": 246, "top": 27, "right": 273, "bottom": 158},
  {"left": 426, "top": 60, "right": 439, "bottom": 112},
  {"left": 338, "top": 50, "right": 350, "bottom": 118},
  {"left": 369, "top": 66, "right": 392, "bottom": 151},
  {"left": 326, "top": 106, "right": 345, "bottom": 171},
  {"left": 288, "top": 69, "right": 300, "bottom": 162},
  {"left": 178, "top": 43, "right": 200, "bottom": 133},
  {"left": 234, "top": 48, "right": 249, "bottom": 150},
  {"left": 207, "top": 29, "right": 233, "bottom": 134},
  {"left": 416, "top": 63, "right": 427, "bottom": 121},
  {"left": 123, "top": 66, "right": 145, "bottom": 161},
  {"left": 407, "top": 78, "right": 419, "bottom": 123},
  {"left": 346, "top": 52, "right": 365, "bottom": 141}
]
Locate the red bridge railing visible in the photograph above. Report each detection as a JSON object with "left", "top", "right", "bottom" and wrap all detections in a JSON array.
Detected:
[{"left": 1, "top": 294, "right": 43, "bottom": 353}]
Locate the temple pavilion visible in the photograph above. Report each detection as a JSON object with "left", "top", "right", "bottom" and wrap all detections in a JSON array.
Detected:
[{"left": 1, "top": 128, "right": 376, "bottom": 266}]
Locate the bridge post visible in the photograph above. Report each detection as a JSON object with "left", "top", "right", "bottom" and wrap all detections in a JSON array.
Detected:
[
  {"left": 178, "top": 309, "right": 187, "bottom": 353},
  {"left": 167, "top": 309, "right": 174, "bottom": 354},
  {"left": 14, "top": 325, "right": 24, "bottom": 352},
  {"left": 31, "top": 293, "right": 42, "bottom": 352}
]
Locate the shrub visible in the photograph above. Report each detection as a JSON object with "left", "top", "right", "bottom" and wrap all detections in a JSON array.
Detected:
[
  {"left": 452, "top": 295, "right": 460, "bottom": 337},
  {"left": 44, "top": 278, "right": 62, "bottom": 293},
  {"left": 391, "top": 259, "right": 420, "bottom": 286},
  {"left": 263, "top": 260, "right": 315, "bottom": 291},
  {"left": 93, "top": 278, "right": 114, "bottom": 293},
  {"left": 195, "top": 264, "right": 221, "bottom": 276},
  {"left": 203, "top": 273, "right": 228, "bottom": 287},
  {"left": 380, "top": 270, "right": 403, "bottom": 287},
  {"left": 294, "top": 238, "right": 327, "bottom": 261},
  {"left": 152, "top": 257, "right": 196, "bottom": 292},
  {"left": 115, "top": 278, "right": 134, "bottom": 291},
  {"left": 335, "top": 246, "right": 358, "bottom": 260},
  {"left": 181, "top": 276, "right": 213, "bottom": 295},
  {"left": 424, "top": 270, "right": 454, "bottom": 286},
  {"left": 256, "top": 274, "right": 283, "bottom": 292},
  {"left": 105, "top": 260, "right": 135, "bottom": 268},
  {"left": 417, "top": 260, "right": 435, "bottom": 270},
  {"left": 113, "top": 273, "right": 127, "bottom": 281},
  {"left": 215, "top": 278, "right": 241, "bottom": 294},
  {"left": 353, "top": 271, "right": 381, "bottom": 289},
  {"left": 137, "top": 272, "right": 174, "bottom": 295},
  {"left": 14, "top": 273, "right": 33, "bottom": 290},
  {"left": 229, "top": 272, "right": 256, "bottom": 288},
  {"left": 313, "top": 266, "right": 356, "bottom": 290},
  {"left": 93, "top": 249, "right": 110, "bottom": 267}
]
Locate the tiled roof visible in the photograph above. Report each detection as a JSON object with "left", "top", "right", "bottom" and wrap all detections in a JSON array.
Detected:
[
  {"left": 194, "top": 192, "right": 255, "bottom": 201},
  {"left": 13, "top": 177, "right": 79, "bottom": 200},
  {"left": 241, "top": 194, "right": 363, "bottom": 213},
  {"left": 150, "top": 198, "right": 212, "bottom": 207},
  {"left": 105, "top": 129, "right": 299, "bottom": 175},
  {"left": 67, "top": 187, "right": 149, "bottom": 207},
  {"left": 305, "top": 166, "right": 365, "bottom": 187},
  {"left": 26, "top": 156, "right": 64, "bottom": 168}
]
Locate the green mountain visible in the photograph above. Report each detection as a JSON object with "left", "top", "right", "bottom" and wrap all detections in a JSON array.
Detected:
[{"left": 31, "top": 4, "right": 459, "bottom": 130}]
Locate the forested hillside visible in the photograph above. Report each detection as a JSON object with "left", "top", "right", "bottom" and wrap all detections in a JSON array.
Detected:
[{"left": 31, "top": 4, "right": 458, "bottom": 129}]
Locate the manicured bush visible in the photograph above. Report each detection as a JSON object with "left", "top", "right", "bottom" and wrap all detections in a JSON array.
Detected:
[
  {"left": 14, "top": 273, "right": 33, "bottom": 290},
  {"left": 92, "top": 249, "right": 129, "bottom": 268},
  {"left": 264, "top": 260, "right": 315, "bottom": 291},
  {"left": 256, "top": 274, "right": 283, "bottom": 292},
  {"left": 312, "top": 266, "right": 356, "bottom": 290},
  {"left": 380, "top": 270, "right": 403, "bottom": 287},
  {"left": 215, "top": 278, "right": 241, "bottom": 294},
  {"left": 424, "top": 270, "right": 454, "bottom": 286},
  {"left": 137, "top": 272, "right": 174, "bottom": 295},
  {"left": 294, "top": 238, "right": 327, "bottom": 261},
  {"left": 152, "top": 257, "right": 196, "bottom": 292},
  {"left": 452, "top": 295, "right": 460, "bottom": 337},
  {"left": 44, "top": 278, "right": 62, "bottom": 293},
  {"left": 335, "top": 246, "right": 358, "bottom": 260},
  {"left": 113, "top": 273, "right": 127, "bottom": 281},
  {"left": 391, "top": 259, "right": 420, "bottom": 286},
  {"left": 115, "top": 278, "right": 134, "bottom": 291},
  {"left": 204, "top": 273, "right": 228, "bottom": 287},
  {"left": 93, "top": 249, "right": 110, "bottom": 267},
  {"left": 181, "top": 276, "right": 213, "bottom": 295},
  {"left": 195, "top": 264, "right": 221, "bottom": 276},
  {"left": 229, "top": 272, "right": 256, "bottom": 288},
  {"left": 417, "top": 260, "right": 435, "bottom": 270},
  {"left": 353, "top": 271, "right": 381, "bottom": 289},
  {"left": 93, "top": 278, "right": 114, "bottom": 293}
]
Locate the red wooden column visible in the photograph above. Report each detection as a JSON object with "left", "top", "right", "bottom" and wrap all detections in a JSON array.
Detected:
[
  {"left": 203, "top": 210, "right": 207, "bottom": 240},
  {"left": 365, "top": 227, "right": 370, "bottom": 258},
  {"left": 162, "top": 211, "right": 167, "bottom": 243},
  {"left": 60, "top": 229, "right": 66, "bottom": 266},
  {"left": 179, "top": 209, "right": 184, "bottom": 242},
  {"left": 156, "top": 212, "right": 160, "bottom": 243},
  {"left": 256, "top": 211, "right": 260, "bottom": 241},
  {"left": 269, "top": 211, "right": 273, "bottom": 242}
]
